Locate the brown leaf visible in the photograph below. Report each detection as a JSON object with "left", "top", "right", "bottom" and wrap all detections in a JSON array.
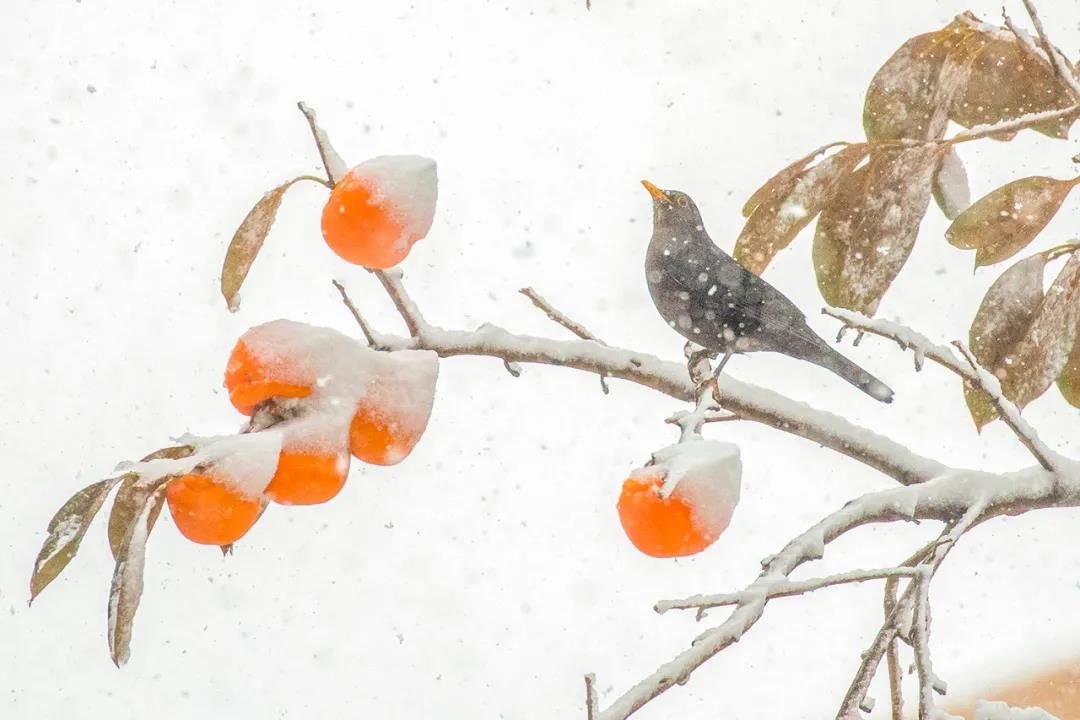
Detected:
[
  {"left": 999, "top": 252, "right": 1080, "bottom": 412},
  {"left": 741, "top": 142, "right": 845, "bottom": 218},
  {"left": 108, "top": 445, "right": 193, "bottom": 558},
  {"left": 931, "top": 147, "right": 970, "bottom": 220},
  {"left": 964, "top": 252, "right": 1049, "bottom": 429},
  {"left": 108, "top": 480, "right": 169, "bottom": 667},
  {"left": 221, "top": 177, "right": 317, "bottom": 312},
  {"left": 949, "top": 28, "right": 1077, "bottom": 140},
  {"left": 30, "top": 477, "right": 124, "bottom": 603},
  {"left": 734, "top": 144, "right": 868, "bottom": 275},
  {"left": 813, "top": 146, "right": 942, "bottom": 314},
  {"left": 945, "top": 176, "right": 1077, "bottom": 267},
  {"left": 863, "top": 21, "right": 974, "bottom": 141},
  {"left": 1056, "top": 323, "right": 1080, "bottom": 408}
]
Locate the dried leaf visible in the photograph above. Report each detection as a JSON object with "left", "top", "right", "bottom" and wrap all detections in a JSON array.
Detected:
[
  {"left": 30, "top": 477, "right": 123, "bottom": 603},
  {"left": 221, "top": 177, "right": 314, "bottom": 312},
  {"left": 108, "top": 481, "right": 169, "bottom": 667},
  {"left": 1056, "top": 326, "right": 1080, "bottom": 407},
  {"left": 863, "top": 21, "right": 974, "bottom": 141},
  {"left": 107, "top": 445, "right": 193, "bottom": 559},
  {"left": 813, "top": 146, "right": 942, "bottom": 314},
  {"left": 734, "top": 144, "right": 868, "bottom": 275},
  {"left": 741, "top": 142, "right": 845, "bottom": 218},
  {"left": 931, "top": 147, "right": 971, "bottom": 220},
  {"left": 964, "top": 252, "right": 1049, "bottom": 429},
  {"left": 945, "top": 176, "right": 1077, "bottom": 267},
  {"left": 949, "top": 30, "right": 1077, "bottom": 140},
  {"left": 999, "top": 252, "right": 1080, "bottom": 411}
]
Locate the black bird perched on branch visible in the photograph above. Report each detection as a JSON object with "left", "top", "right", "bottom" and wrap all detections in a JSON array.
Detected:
[{"left": 641, "top": 180, "right": 894, "bottom": 403}]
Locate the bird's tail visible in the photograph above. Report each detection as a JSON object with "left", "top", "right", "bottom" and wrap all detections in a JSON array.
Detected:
[{"left": 785, "top": 335, "right": 894, "bottom": 403}]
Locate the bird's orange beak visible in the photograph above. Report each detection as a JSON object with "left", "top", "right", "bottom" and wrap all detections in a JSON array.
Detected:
[{"left": 641, "top": 180, "right": 670, "bottom": 202}]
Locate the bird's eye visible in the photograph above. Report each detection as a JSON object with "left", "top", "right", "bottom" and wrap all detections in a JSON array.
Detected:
[{"left": 677, "top": 196, "right": 689, "bottom": 208}]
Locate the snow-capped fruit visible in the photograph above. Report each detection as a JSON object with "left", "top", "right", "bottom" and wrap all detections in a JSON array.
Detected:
[
  {"left": 225, "top": 338, "right": 313, "bottom": 416},
  {"left": 166, "top": 473, "right": 263, "bottom": 545},
  {"left": 349, "top": 353, "right": 438, "bottom": 466},
  {"left": 617, "top": 441, "right": 741, "bottom": 558},
  {"left": 265, "top": 449, "right": 350, "bottom": 506},
  {"left": 321, "top": 155, "right": 437, "bottom": 269}
]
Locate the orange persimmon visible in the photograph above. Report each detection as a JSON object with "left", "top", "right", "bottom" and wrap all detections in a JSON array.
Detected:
[
  {"left": 616, "top": 475, "right": 716, "bottom": 558},
  {"left": 265, "top": 449, "right": 350, "bottom": 506},
  {"left": 224, "top": 339, "right": 312, "bottom": 416},
  {"left": 166, "top": 473, "right": 262, "bottom": 546}
]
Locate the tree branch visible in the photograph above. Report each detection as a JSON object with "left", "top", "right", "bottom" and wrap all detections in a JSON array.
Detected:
[
  {"left": 1020, "top": 0, "right": 1080, "bottom": 100},
  {"left": 519, "top": 287, "right": 610, "bottom": 393},
  {"left": 824, "top": 308, "right": 1066, "bottom": 474},
  {"left": 331, "top": 279, "right": 379, "bottom": 347}
]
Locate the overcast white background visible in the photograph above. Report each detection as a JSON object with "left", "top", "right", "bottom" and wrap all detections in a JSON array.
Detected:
[{"left": 4, "top": 1, "right": 1080, "bottom": 718}]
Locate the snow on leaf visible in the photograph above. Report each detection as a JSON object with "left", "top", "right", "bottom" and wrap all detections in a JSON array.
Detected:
[
  {"left": 740, "top": 142, "right": 845, "bottom": 218},
  {"left": 931, "top": 147, "right": 971, "bottom": 220},
  {"left": 734, "top": 143, "right": 868, "bottom": 275},
  {"left": 30, "top": 476, "right": 124, "bottom": 603},
  {"left": 862, "top": 20, "right": 973, "bottom": 141},
  {"left": 945, "top": 176, "right": 1078, "bottom": 267},
  {"left": 108, "top": 446, "right": 194, "bottom": 558},
  {"left": 108, "top": 480, "right": 168, "bottom": 667},
  {"left": 813, "top": 145, "right": 942, "bottom": 314},
  {"left": 964, "top": 253, "right": 1048, "bottom": 430},
  {"left": 221, "top": 177, "right": 321, "bottom": 312}
]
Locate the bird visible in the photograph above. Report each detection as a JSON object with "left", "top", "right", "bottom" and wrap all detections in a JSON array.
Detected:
[{"left": 641, "top": 180, "right": 894, "bottom": 403}]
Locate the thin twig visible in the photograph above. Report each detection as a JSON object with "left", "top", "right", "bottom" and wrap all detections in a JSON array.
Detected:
[
  {"left": 824, "top": 308, "right": 1064, "bottom": 474},
  {"left": 331, "top": 279, "right": 378, "bottom": 347},
  {"left": 520, "top": 287, "right": 610, "bottom": 393},
  {"left": 297, "top": 101, "right": 348, "bottom": 185},
  {"left": 375, "top": 268, "right": 428, "bottom": 338},
  {"left": 655, "top": 567, "right": 920, "bottom": 615},
  {"left": 1020, "top": 0, "right": 1080, "bottom": 100},
  {"left": 585, "top": 673, "right": 599, "bottom": 720}
]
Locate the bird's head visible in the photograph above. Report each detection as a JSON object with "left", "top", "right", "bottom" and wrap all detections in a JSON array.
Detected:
[{"left": 641, "top": 180, "right": 703, "bottom": 229}]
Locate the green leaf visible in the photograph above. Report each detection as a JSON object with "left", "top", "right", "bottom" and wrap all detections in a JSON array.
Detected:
[
  {"left": 813, "top": 146, "right": 941, "bottom": 314},
  {"left": 734, "top": 144, "right": 868, "bottom": 275},
  {"left": 220, "top": 177, "right": 318, "bottom": 312},
  {"left": 964, "top": 252, "right": 1049, "bottom": 430},
  {"left": 30, "top": 476, "right": 124, "bottom": 603},
  {"left": 945, "top": 176, "right": 1077, "bottom": 267},
  {"left": 108, "top": 480, "right": 169, "bottom": 667}
]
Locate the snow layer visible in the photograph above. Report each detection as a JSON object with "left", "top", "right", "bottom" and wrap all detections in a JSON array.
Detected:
[
  {"left": 639, "top": 441, "right": 742, "bottom": 537},
  {"left": 348, "top": 155, "right": 438, "bottom": 252},
  {"left": 973, "top": 700, "right": 1060, "bottom": 720}
]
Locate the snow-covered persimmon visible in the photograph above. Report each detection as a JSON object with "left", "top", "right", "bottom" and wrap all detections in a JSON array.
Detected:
[
  {"left": 320, "top": 156, "right": 437, "bottom": 269},
  {"left": 348, "top": 358, "right": 437, "bottom": 466},
  {"left": 166, "top": 473, "right": 263, "bottom": 546},
  {"left": 225, "top": 338, "right": 313, "bottom": 416},
  {"left": 265, "top": 448, "right": 350, "bottom": 506},
  {"left": 616, "top": 442, "right": 741, "bottom": 559}
]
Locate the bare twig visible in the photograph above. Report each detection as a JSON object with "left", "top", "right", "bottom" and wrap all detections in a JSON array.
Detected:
[
  {"left": 331, "top": 279, "right": 379, "bottom": 347},
  {"left": 585, "top": 673, "right": 599, "bottom": 720},
  {"left": 824, "top": 308, "right": 1065, "bottom": 474},
  {"left": 297, "top": 101, "right": 348, "bottom": 185},
  {"left": 519, "top": 287, "right": 610, "bottom": 393},
  {"left": 655, "top": 567, "right": 920, "bottom": 615},
  {"left": 1020, "top": 0, "right": 1080, "bottom": 99},
  {"left": 374, "top": 268, "right": 428, "bottom": 338}
]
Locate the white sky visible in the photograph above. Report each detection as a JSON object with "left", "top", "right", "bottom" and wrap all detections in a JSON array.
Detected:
[{"left": 4, "top": 1, "right": 1080, "bottom": 718}]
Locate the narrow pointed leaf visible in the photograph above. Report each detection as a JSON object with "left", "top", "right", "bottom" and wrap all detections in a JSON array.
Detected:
[
  {"left": 107, "top": 445, "right": 193, "bottom": 559},
  {"left": 741, "top": 142, "right": 845, "bottom": 218},
  {"left": 108, "top": 481, "right": 168, "bottom": 667},
  {"left": 1056, "top": 328, "right": 1080, "bottom": 407},
  {"left": 813, "top": 146, "right": 941, "bottom": 314},
  {"left": 735, "top": 144, "right": 868, "bottom": 275},
  {"left": 964, "top": 252, "right": 1049, "bottom": 429},
  {"left": 863, "top": 21, "right": 973, "bottom": 141},
  {"left": 945, "top": 176, "right": 1077, "bottom": 266},
  {"left": 30, "top": 476, "right": 124, "bottom": 603},
  {"left": 931, "top": 148, "right": 970, "bottom": 220},
  {"left": 221, "top": 177, "right": 313, "bottom": 312}
]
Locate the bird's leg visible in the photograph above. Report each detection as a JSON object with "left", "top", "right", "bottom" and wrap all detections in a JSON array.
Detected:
[{"left": 713, "top": 347, "right": 734, "bottom": 379}]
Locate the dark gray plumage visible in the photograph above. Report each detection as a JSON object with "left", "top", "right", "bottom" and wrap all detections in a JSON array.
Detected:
[{"left": 641, "top": 180, "right": 894, "bottom": 403}]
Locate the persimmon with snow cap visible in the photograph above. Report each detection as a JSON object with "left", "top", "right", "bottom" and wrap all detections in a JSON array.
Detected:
[
  {"left": 166, "top": 473, "right": 263, "bottom": 546},
  {"left": 617, "top": 442, "right": 741, "bottom": 558},
  {"left": 349, "top": 351, "right": 438, "bottom": 466},
  {"left": 321, "top": 155, "right": 438, "bottom": 269}
]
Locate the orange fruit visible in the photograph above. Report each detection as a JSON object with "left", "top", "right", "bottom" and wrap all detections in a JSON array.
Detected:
[
  {"left": 321, "top": 172, "right": 410, "bottom": 269},
  {"left": 265, "top": 449, "right": 350, "bottom": 505},
  {"left": 320, "top": 157, "right": 437, "bottom": 270},
  {"left": 349, "top": 398, "right": 423, "bottom": 466},
  {"left": 616, "top": 475, "right": 717, "bottom": 558},
  {"left": 166, "top": 473, "right": 262, "bottom": 545},
  {"left": 224, "top": 339, "right": 312, "bottom": 416}
]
